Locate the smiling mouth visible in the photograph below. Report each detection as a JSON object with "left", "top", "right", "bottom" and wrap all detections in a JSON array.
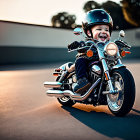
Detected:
[{"left": 98, "top": 33, "right": 108, "bottom": 41}]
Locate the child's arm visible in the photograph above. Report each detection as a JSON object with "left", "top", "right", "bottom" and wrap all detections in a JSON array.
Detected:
[{"left": 66, "top": 64, "right": 75, "bottom": 73}]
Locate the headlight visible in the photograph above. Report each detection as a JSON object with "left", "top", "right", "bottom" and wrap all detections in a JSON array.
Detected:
[{"left": 104, "top": 42, "right": 118, "bottom": 56}]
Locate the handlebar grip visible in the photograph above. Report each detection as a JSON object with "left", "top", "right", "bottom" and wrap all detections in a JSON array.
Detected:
[{"left": 125, "top": 44, "right": 131, "bottom": 49}]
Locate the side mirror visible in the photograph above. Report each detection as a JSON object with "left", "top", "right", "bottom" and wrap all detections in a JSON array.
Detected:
[
  {"left": 119, "top": 30, "right": 125, "bottom": 38},
  {"left": 73, "top": 28, "right": 82, "bottom": 35}
]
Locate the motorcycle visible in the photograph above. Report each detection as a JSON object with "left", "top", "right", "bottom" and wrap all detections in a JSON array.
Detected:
[{"left": 44, "top": 28, "right": 135, "bottom": 117}]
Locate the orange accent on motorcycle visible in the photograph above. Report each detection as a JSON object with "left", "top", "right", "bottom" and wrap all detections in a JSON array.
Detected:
[
  {"left": 105, "top": 72, "right": 109, "bottom": 81},
  {"left": 121, "top": 51, "right": 131, "bottom": 57},
  {"left": 125, "top": 51, "right": 131, "bottom": 54},
  {"left": 87, "top": 50, "right": 93, "bottom": 57},
  {"left": 53, "top": 73, "right": 59, "bottom": 76},
  {"left": 121, "top": 51, "right": 126, "bottom": 57}
]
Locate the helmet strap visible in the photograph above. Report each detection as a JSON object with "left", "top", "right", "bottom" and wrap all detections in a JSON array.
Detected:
[{"left": 87, "top": 30, "right": 93, "bottom": 38}]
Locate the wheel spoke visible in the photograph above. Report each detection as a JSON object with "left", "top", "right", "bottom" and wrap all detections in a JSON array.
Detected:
[
  {"left": 59, "top": 96, "right": 70, "bottom": 102},
  {"left": 107, "top": 72, "right": 124, "bottom": 111}
]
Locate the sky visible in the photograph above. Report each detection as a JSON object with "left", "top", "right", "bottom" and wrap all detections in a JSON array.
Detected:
[{"left": 0, "top": 0, "right": 121, "bottom": 26}]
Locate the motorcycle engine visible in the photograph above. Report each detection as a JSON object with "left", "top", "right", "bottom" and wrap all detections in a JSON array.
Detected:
[{"left": 89, "top": 64, "right": 102, "bottom": 83}]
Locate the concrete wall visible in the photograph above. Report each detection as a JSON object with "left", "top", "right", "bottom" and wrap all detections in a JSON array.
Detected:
[
  {"left": 0, "top": 21, "right": 81, "bottom": 48},
  {"left": 0, "top": 47, "right": 77, "bottom": 65},
  {"left": 0, "top": 20, "right": 140, "bottom": 65}
]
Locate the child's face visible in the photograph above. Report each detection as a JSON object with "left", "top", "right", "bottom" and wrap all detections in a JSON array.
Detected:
[{"left": 87, "top": 25, "right": 110, "bottom": 43}]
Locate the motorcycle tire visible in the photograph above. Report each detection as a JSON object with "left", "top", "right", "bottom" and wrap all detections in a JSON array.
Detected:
[{"left": 107, "top": 67, "right": 135, "bottom": 117}]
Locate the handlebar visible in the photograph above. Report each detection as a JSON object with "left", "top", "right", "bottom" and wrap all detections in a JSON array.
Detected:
[
  {"left": 115, "top": 40, "right": 131, "bottom": 49},
  {"left": 68, "top": 39, "right": 131, "bottom": 53}
]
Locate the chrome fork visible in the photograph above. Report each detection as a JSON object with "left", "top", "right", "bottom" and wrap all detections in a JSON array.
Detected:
[{"left": 97, "top": 44, "right": 119, "bottom": 95}]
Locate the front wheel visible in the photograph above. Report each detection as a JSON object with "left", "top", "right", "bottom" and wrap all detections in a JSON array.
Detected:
[{"left": 107, "top": 68, "right": 135, "bottom": 117}]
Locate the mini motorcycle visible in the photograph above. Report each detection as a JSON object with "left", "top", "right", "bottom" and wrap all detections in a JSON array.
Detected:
[{"left": 44, "top": 28, "right": 135, "bottom": 117}]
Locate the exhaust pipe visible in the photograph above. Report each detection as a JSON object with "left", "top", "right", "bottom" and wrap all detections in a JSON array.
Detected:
[
  {"left": 46, "top": 78, "right": 101, "bottom": 101},
  {"left": 46, "top": 89, "right": 64, "bottom": 97},
  {"left": 44, "top": 82, "right": 62, "bottom": 88}
]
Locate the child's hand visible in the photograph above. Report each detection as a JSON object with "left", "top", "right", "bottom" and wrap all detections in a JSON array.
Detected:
[
  {"left": 68, "top": 41, "right": 80, "bottom": 51},
  {"left": 77, "top": 41, "right": 87, "bottom": 53}
]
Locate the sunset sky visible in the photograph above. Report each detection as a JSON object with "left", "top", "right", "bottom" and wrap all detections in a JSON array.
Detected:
[{"left": 0, "top": 0, "right": 121, "bottom": 26}]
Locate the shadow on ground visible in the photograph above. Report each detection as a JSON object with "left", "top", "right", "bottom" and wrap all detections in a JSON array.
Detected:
[{"left": 62, "top": 105, "right": 140, "bottom": 140}]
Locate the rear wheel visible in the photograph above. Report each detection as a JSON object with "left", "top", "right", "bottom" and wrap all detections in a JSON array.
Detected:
[
  {"left": 57, "top": 96, "right": 75, "bottom": 107},
  {"left": 107, "top": 68, "right": 135, "bottom": 117},
  {"left": 56, "top": 76, "right": 75, "bottom": 107}
]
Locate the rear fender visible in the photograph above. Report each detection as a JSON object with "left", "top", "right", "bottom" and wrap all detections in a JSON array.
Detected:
[{"left": 59, "top": 62, "right": 74, "bottom": 71}]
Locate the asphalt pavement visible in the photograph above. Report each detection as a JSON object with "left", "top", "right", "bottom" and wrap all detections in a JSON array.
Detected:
[{"left": 0, "top": 61, "right": 140, "bottom": 140}]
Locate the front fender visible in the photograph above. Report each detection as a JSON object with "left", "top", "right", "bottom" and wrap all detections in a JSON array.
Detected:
[{"left": 112, "top": 64, "right": 126, "bottom": 70}]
